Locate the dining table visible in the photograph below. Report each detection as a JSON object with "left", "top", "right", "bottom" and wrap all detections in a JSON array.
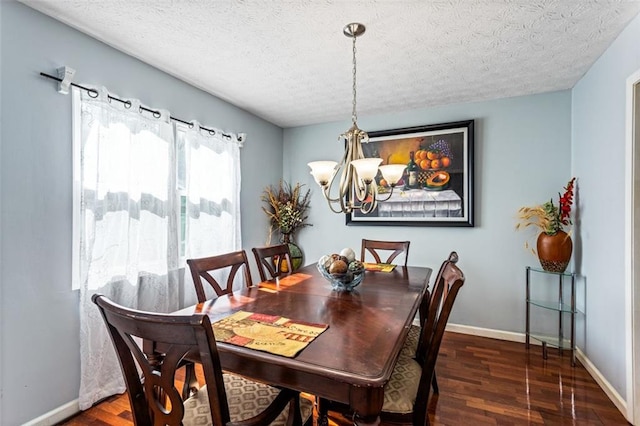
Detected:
[{"left": 171, "top": 262, "right": 432, "bottom": 426}]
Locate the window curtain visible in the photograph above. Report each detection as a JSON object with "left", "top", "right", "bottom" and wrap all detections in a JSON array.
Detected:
[
  {"left": 77, "top": 87, "right": 179, "bottom": 409},
  {"left": 179, "top": 121, "right": 242, "bottom": 305}
]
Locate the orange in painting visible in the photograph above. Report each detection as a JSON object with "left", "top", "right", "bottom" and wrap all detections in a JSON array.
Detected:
[
  {"left": 419, "top": 159, "right": 429, "bottom": 170},
  {"left": 427, "top": 150, "right": 440, "bottom": 160},
  {"left": 440, "top": 156, "right": 451, "bottom": 167},
  {"left": 430, "top": 159, "right": 441, "bottom": 169}
]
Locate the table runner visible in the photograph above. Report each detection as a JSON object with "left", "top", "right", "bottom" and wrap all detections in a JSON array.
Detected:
[{"left": 212, "top": 310, "right": 329, "bottom": 357}]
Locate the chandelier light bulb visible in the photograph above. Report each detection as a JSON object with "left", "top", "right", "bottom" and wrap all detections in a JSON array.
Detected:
[
  {"left": 379, "top": 164, "right": 407, "bottom": 186},
  {"left": 308, "top": 161, "right": 337, "bottom": 186},
  {"left": 351, "top": 158, "right": 382, "bottom": 183}
]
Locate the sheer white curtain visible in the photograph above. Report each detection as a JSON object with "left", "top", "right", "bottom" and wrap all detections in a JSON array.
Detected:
[
  {"left": 179, "top": 122, "right": 242, "bottom": 305},
  {"left": 76, "top": 87, "right": 179, "bottom": 409}
]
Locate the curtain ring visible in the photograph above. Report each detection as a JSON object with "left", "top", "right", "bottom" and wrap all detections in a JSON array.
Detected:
[
  {"left": 124, "top": 100, "right": 132, "bottom": 109},
  {"left": 189, "top": 122, "right": 194, "bottom": 129},
  {"left": 88, "top": 89, "right": 99, "bottom": 98},
  {"left": 208, "top": 129, "right": 216, "bottom": 136},
  {"left": 153, "top": 110, "right": 161, "bottom": 119}
]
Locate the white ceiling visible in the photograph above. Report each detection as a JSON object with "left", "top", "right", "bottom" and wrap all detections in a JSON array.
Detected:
[{"left": 20, "top": 0, "right": 640, "bottom": 128}]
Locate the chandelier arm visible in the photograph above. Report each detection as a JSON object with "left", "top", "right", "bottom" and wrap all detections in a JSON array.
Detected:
[
  {"left": 375, "top": 186, "right": 396, "bottom": 202},
  {"left": 322, "top": 185, "right": 352, "bottom": 214}
]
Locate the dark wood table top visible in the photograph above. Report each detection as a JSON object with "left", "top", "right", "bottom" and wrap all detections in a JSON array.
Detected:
[{"left": 174, "top": 263, "right": 432, "bottom": 425}]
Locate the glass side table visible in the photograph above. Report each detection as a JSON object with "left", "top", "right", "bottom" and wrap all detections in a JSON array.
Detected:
[{"left": 525, "top": 266, "right": 577, "bottom": 366}]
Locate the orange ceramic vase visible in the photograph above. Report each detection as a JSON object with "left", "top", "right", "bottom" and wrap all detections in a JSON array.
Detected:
[{"left": 536, "top": 230, "right": 573, "bottom": 272}]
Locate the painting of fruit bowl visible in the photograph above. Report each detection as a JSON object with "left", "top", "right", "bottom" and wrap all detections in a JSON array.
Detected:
[{"left": 347, "top": 120, "right": 475, "bottom": 227}]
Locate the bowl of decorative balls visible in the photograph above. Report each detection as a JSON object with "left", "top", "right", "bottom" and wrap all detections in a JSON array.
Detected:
[{"left": 317, "top": 247, "right": 366, "bottom": 292}]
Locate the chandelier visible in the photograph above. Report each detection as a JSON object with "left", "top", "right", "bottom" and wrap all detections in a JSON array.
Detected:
[{"left": 308, "top": 23, "right": 406, "bottom": 215}]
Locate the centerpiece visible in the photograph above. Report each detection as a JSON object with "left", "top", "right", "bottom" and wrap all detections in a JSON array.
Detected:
[
  {"left": 516, "top": 177, "right": 576, "bottom": 272},
  {"left": 261, "top": 180, "right": 311, "bottom": 271},
  {"left": 317, "top": 248, "right": 365, "bottom": 291}
]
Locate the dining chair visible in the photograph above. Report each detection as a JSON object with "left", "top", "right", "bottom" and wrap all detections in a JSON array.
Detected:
[
  {"left": 187, "top": 250, "right": 253, "bottom": 302},
  {"left": 401, "top": 251, "right": 459, "bottom": 394},
  {"left": 360, "top": 239, "right": 411, "bottom": 266},
  {"left": 252, "top": 244, "right": 293, "bottom": 282},
  {"left": 92, "top": 294, "right": 313, "bottom": 426},
  {"left": 318, "top": 257, "right": 465, "bottom": 426}
]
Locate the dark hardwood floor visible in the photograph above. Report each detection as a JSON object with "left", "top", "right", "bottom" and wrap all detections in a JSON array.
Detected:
[{"left": 58, "top": 332, "right": 629, "bottom": 425}]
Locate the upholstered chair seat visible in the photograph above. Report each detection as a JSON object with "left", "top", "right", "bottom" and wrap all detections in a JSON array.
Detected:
[
  {"left": 399, "top": 324, "right": 421, "bottom": 359},
  {"left": 184, "top": 374, "right": 314, "bottom": 426},
  {"left": 381, "top": 356, "right": 423, "bottom": 414}
]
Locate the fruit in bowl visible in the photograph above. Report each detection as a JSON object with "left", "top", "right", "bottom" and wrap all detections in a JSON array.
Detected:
[{"left": 318, "top": 249, "right": 365, "bottom": 291}]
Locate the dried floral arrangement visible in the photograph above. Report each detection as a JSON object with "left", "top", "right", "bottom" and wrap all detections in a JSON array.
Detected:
[{"left": 261, "top": 180, "right": 312, "bottom": 243}]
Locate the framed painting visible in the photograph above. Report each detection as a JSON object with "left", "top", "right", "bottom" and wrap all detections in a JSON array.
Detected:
[{"left": 346, "top": 120, "right": 474, "bottom": 227}]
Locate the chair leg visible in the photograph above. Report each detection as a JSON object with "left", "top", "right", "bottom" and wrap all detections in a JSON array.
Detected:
[
  {"left": 431, "top": 371, "right": 439, "bottom": 394},
  {"left": 286, "top": 393, "right": 303, "bottom": 426},
  {"left": 181, "top": 362, "right": 199, "bottom": 400},
  {"left": 316, "top": 397, "right": 330, "bottom": 426}
]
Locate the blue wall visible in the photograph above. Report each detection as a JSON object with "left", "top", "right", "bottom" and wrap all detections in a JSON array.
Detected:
[
  {"left": 0, "top": 2, "right": 281, "bottom": 424},
  {"left": 285, "top": 91, "right": 572, "bottom": 337},
  {"left": 572, "top": 11, "right": 640, "bottom": 405}
]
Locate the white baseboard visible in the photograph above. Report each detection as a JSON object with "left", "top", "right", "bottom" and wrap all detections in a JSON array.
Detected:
[
  {"left": 26, "top": 324, "right": 631, "bottom": 425},
  {"left": 22, "top": 399, "right": 79, "bottom": 426},
  {"left": 445, "top": 323, "right": 630, "bottom": 423},
  {"left": 574, "top": 347, "right": 629, "bottom": 422}
]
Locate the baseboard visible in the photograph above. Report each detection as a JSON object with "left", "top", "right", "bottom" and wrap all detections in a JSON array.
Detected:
[
  {"left": 26, "top": 324, "right": 631, "bottom": 425},
  {"left": 22, "top": 399, "right": 79, "bottom": 426},
  {"left": 445, "top": 323, "right": 630, "bottom": 423},
  {"left": 574, "top": 347, "right": 629, "bottom": 422}
]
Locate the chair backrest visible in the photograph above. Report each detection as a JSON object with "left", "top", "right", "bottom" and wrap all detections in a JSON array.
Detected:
[
  {"left": 412, "top": 259, "right": 465, "bottom": 426},
  {"left": 92, "top": 294, "right": 231, "bottom": 425},
  {"left": 187, "top": 250, "right": 253, "bottom": 302},
  {"left": 252, "top": 244, "right": 293, "bottom": 282},
  {"left": 360, "top": 239, "right": 410, "bottom": 266},
  {"left": 418, "top": 251, "right": 459, "bottom": 327}
]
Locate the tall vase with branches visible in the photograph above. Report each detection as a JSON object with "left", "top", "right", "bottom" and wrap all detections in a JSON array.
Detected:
[{"left": 261, "top": 180, "right": 312, "bottom": 245}]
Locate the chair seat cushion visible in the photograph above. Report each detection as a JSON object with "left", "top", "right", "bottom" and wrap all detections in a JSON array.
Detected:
[
  {"left": 382, "top": 355, "right": 422, "bottom": 414},
  {"left": 183, "top": 373, "right": 313, "bottom": 425},
  {"left": 399, "top": 324, "right": 420, "bottom": 359}
]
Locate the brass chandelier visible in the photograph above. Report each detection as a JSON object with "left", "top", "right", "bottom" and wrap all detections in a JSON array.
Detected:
[{"left": 308, "top": 23, "right": 406, "bottom": 214}]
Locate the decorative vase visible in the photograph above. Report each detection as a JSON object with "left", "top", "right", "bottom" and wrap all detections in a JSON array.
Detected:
[
  {"left": 280, "top": 233, "right": 303, "bottom": 272},
  {"left": 536, "top": 230, "right": 573, "bottom": 272}
]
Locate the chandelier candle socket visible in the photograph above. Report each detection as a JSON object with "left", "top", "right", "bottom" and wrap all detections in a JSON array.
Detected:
[{"left": 308, "top": 23, "right": 406, "bottom": 215}]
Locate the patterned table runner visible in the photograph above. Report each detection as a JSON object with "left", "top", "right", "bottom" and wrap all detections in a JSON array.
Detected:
[{"left": 212, "top": 310, "right": 329, "bottom": 357}]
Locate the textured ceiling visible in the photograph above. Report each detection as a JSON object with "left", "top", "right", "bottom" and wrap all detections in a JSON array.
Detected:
[{"left": 20, "top": 0, "right": 640, "bottom": 128}]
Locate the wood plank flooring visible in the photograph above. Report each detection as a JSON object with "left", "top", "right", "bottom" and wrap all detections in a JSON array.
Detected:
[{"left": 57, "top": 332, "right": 630, "bottom": 425}]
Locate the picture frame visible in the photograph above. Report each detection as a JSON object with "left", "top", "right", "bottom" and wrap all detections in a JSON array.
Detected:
[{"left": 346, "top": 120, "right": 474, "bottom": 227}]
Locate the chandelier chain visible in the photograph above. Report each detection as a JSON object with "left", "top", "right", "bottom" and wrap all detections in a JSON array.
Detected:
[{"left": 351, "top": 34, "right": 358, "bottom": 125}]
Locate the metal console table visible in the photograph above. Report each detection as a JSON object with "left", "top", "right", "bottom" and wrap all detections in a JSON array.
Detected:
[{"left": 525, "top": 266, "right": 577, "bottom": 366}]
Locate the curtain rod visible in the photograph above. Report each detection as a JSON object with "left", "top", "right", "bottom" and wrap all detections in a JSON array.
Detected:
[{"left": 40, "top": 71, "right": 242, "bottom": 141}]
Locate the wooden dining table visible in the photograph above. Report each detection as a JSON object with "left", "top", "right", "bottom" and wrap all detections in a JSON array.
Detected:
[{"left": 172, "top": 262, "right": 432, "bottom": 426}]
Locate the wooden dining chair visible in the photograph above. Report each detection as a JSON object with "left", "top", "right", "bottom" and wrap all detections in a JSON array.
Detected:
[
  {"left": 360, "top": 239, "right": 411, "bottom": 266},
  {"left": 318, "top": 258, "right": 465, "bottom": 426},
  {"left": 187, "top": 250, "right": 253, "bottom": 302},
  {"left": 252, "top": 244, "right": 293, "bottom": 282},
  {"left": 401, "top": 251, "right": 459, "bottom": 394},
  {"left": 92, "top": 294, "right": 313, "bottom": 426}
]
